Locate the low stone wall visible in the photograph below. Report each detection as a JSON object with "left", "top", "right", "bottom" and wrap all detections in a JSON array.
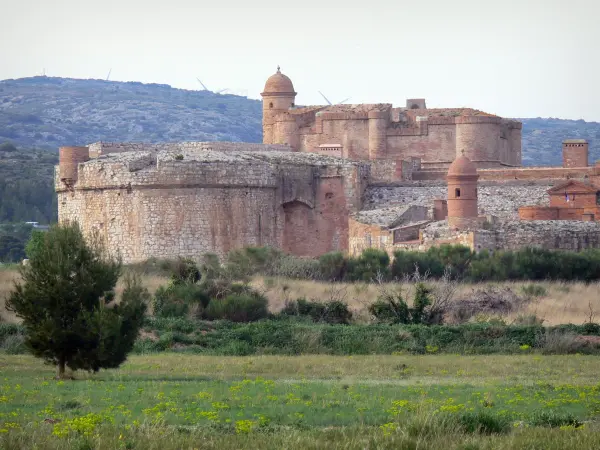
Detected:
[
  {"left": 413, "top": 166, "right": 595, "bottom": 182},
  {"left": 420, "top": 220, "right": 600, "bottom": 253}
]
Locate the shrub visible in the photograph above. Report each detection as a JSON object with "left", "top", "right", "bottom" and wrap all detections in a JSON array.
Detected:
[
  {"left": 455, "top": 411, "right": 510, "bottom": 434},
  {"left": 369, "top": 283, "right": 435, "bottom": 325},
  {"left": 170, "top": 257, "right": 201, "bottom": 285},
  {"left": 204, "top": 291, "right": 269, "bottom": 322},
  {"left": 152, "top": 284, "right": 210, "bottom": 318},
  {"left": 346, "top": 248, "right": 390, "bottom": 282},
  {"left": 318, "top": 252, "right": 347, "bottom": 281},
  {"left": 266, "top": 254, "right": 322, "bottom": 280},
  {"left": 280, "top": 298, "right": 353, "bottom": 325}
]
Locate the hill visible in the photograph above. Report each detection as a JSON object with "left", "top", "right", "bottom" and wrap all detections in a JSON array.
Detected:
[
  {"left": 1, "top": 76, "right": 599, "bottom": 168},
  {"left": 0, "top": 76, "right": 263, "bottom": 148},
  {"left": 520, "top": 118, "right": 600, "bottom": 166}
]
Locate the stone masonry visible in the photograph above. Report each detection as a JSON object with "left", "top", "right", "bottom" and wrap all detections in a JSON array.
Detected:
[{"left": 56, "top": 143, "right": 369, "bottom": 263}]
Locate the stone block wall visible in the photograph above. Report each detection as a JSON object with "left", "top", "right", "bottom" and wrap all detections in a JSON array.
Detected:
[{"left": 56, "top": 148, "right": 369, "bottom": 263}]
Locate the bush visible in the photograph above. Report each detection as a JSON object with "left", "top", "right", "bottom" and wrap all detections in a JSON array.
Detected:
[
  {"left": 318, "top": 252, "right": 347, "bottom": 281},
  {"left": 204, "top": 291, "right": 269, "bottom": 322},
  {"left": 346, "top": 248, "right": 390, "bottom": 282},
  {"left": 280, "top": 298, "right": 353, "bottom": 325},
  {"left": 455, "top": 411, "right": 510, "bottom": 434},
  {"left": 266, "top": 254, "right": 322, "bottom": 280},
  {"left": 152, "top": 284, "right": 210, "bottom": 318},
  {"left": 170, "top": 258, "right": 201, "bottom": 285},
  {"left": 369, "top": 283, "right": 435, "bottom": 325}
]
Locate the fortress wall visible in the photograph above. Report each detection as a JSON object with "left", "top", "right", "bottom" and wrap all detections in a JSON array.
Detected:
[
  {"left": 455, "top": 122, "right": 500, "bottom": 164},
  {"left": 386, "top": 124, "right": 456, "bottom": 164},
  {"left": 57, "top": 155, "right": 368, "bottom": 262},
  {"left": 58, "top": 186, "right": 280, "bottom": 263},
  {"left": 282, "top": 175, "right": 349, "bottom": 257},
  {"left": 319, "top": 119, "right": 370, "bottom": 159}
]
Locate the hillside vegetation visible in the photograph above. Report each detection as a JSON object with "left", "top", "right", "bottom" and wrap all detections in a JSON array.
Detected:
[
  {"left": 0, "top": 76, "right": 598, "bottom": 166},
  {"left": 0, "top": 76, "right": 262, "bottom": 148},
  {"left": 0, "top": 142, "right": 57, "bottom": 223}
]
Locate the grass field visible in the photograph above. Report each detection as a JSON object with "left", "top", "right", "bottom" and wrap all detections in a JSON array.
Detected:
[{"left": 1, "top": 354, "right": 600, "bottom": 449}]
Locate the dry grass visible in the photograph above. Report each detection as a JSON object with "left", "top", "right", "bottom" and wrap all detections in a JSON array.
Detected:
[
  {"left": 0, "top": 268, "right": 20, "bottom": 323},
  {"left": 252, "top": 277, "right": 600, "bottom": 326},
  {"left": 1, "top": 266, "right": 599, "bottom": 326}
]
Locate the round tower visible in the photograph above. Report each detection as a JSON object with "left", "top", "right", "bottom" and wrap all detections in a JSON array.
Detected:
[
  {"left": 261, "top": 66, "right": 297, "bottom": 145},
  {"left": 59, "top": 146, "right": 89, "bottom": 184},
  {"left": 368, "top": 110, "right": 388, "bottom": 159},
  {"left": 447, "top": 152, "right": 479, "bottom": 230}
]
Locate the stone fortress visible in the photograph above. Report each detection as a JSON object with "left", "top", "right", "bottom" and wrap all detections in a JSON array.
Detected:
[{"left": 55, "top": 68, "right": 600, "bottom": 263}]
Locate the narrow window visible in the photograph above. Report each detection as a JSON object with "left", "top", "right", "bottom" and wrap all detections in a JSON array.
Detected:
[
  {"left": 291, "top": 102, "right": 295, "bottom": 107},
  {"left": 455, "top": 188, "right": 461, "bottom": 198},
  {"left": 269, "top": 102, "right": 273, "bottom": 109}
]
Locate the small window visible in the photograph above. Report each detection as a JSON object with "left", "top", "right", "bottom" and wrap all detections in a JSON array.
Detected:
[
  {"left": 596, "top": 192, "right": 600, "bottom": 206},
  {"left": 411, "top": 104, "right": 419, "bottom": 109},
  {"left": 291, "top": 102, "right": 295, "bottom": 107},
  {"left": 455, "top": 188, "right": 461, "bottom": 198},
  {"left": 269, "top": 102, "right": 273, "bottom": 109}
]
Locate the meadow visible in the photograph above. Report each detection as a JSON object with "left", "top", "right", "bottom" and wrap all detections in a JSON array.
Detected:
[
  {"left": 1, "top": 354, "right": 600, "bottom": 449},
  {"left": 3, "top": 257, "right": 600, "bottom": 449}
]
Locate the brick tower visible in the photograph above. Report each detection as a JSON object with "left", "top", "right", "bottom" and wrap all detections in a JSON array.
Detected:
[
  {"left": 447, "top": 152, "right": 479, "bottom": 230},
  {"left": 261, "top": 66, "right": 297, "bottom": 145}
]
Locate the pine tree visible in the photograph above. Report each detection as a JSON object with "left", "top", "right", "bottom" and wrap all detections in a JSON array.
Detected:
[{"left": 6, "top": 222, "right": 148, "bottom": 378}]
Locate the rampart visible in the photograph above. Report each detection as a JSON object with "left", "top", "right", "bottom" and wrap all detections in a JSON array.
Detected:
[{"left": 56, "top": 145, "right": 370, "bottom": 263}]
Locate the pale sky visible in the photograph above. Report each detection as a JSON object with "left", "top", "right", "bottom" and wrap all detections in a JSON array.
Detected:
[{"left": 1, "top": 0, "right": 599, "bottom": 121}]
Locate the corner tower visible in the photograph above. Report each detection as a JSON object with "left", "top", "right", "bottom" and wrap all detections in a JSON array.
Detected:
[
  {"left": 261, "top": 66, "right": 297, "bottom": 144},
  {"left": 447, "top": 152, "right": 479, "bottom": 230}
]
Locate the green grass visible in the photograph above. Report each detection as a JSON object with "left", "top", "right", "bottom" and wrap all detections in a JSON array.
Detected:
[{"left": 1, "top": 354, "right": 600, "bottom": 449}]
